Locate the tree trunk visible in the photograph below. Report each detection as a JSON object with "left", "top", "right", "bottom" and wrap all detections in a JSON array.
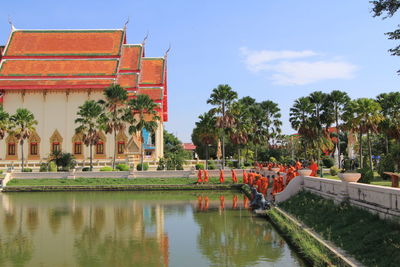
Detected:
[
  {"left": 255, "top": 145, "right": 258, "bottom": 163},
  {"left": 304, "top": 142, "right": 307, "bottom": 160},
  {"left": 367, "top": 130, "right": 373, "bottom": 170},
  {"left": 336, "top": 116, "right": 341, "bottom": 168},
  {"left": 385, "top": 135, "right": 389, "bottom": 154},
  {"left": 113, "top": 130, "right": 117, "bottom": 170},
  {"left": 205, "top": 144, "right": 209, "bottom": 170},
  {"left": 141, "top": 135, "right": 144, "bottom": 171},
  {"left": 222, "top": 134, "right": 225, "bottom": 170},
  {"left": 89, "top": 143, "right": 93, "bottom": 171},
  {"left": 359, "top": 131, "right": 363, "bottom": 169},
  {"left": 21, "top": 140, "right": 24, "bottom": 171},
  {"left": 238, "top": 147, "right": 241, "bottom": 168}
]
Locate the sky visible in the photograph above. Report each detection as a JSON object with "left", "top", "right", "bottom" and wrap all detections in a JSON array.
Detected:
[{"left": 0, "top": 0, "right": 399, "bottom": 142}]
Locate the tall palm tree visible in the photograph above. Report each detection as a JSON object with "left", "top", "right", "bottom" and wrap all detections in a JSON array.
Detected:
[
  {"left": 126, "top": 94, "right": 160, "bottom": 170},
  {"left": 9, "top": 108, "right": 38, "bottom": 170},
  {"left": 247, "top": 103, "right": 266, "bottom": 162},
  {"left": 376, "top": 92, "right": 400, "bottom": 153},
  {"left": 328, "top": 90, "right": 350, "bottom": 167},
  {"left": 0, "top": 106, "right": 9, "bottom": 140},
  {"left": 259, "top": 100, "right": 282, "bottom": 145},
  {"left": 207, "top": 84, "right": 238, "bottom": 169},
  {"left": 195, "top": 112, "right": 218, "bottom": 169},
  {"left": 75, "top": 100, "right": 104, "bottom": 171},
  {"left": 344, "top": 98, "right": 383, "bottom": 170},
  {"left": 289, "top": 97, "right": 314, "bottom": 159},
  {"left": 98, "top": 84, "right": 128, "bottom": 169}
]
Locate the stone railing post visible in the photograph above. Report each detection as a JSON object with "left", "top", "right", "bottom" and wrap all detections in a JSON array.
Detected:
[{"left": 67, "top": 168, "right": 76, "bottom": 179}]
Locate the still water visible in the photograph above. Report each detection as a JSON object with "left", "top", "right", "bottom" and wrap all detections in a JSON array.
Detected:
[{"left": 0, "top": 191, "right": 306, "bottom": 267}]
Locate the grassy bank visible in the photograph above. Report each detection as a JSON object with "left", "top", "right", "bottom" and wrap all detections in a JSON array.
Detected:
[
  {"left": 279, "top": 191, "right": 400, "bottom": 267},
  {"left": 7, "top": 177, "right": 234, "bottom": 186},
  {"left": 266, "top": 208, "right": 347, "bottom": 266}
]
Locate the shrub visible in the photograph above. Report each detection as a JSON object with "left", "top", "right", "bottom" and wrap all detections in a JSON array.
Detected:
[
  {"left": 100, "top": 166, "right": 113, "bottom": 172},
  {"left": 176, "top": 164, "right": 184, "bottom": 170},
  {"left": 48, "top": 162, "right": 57, "bottom": 172},
  {"left": 22, "top": 168, "right": 32, "bottom": 172},
  {"left": 50, "top": 151, "right": 76, "bottom": 171},
  {"left": 377, "top": 154, "right": 395, "bottom": 180},
  {"left": 357, "top": 167, "right": 374, "bottom": 184},
  {"left": 39, "top": 163, "right": 48, "bottom": 172},
  {"left": 330, "top": 166, "right": 340, "bottom": 176},
  {"left": 157, "top": 158, "right": 166, "bottom": 170},
  {"left": 0, "top": 170, "right": 3, "bottom": 174},
  {"left": 82, "top": 167, "right": 91, "bottom": 172},
  {"left": 208, "top": 161, "right": 216, "bottom": 170},
  {"left": 244, "top": 161, "right": 253, "bottom": 167},
  {"left": 195, "top": 164, "right": 204, "bottom": 170},
  {"left": 322, "top": 157, "right": 335, "bottom": 168},
  {"left": 137, "top": 163, "right": 149, "bottom": 171},
  {"left": 116, "top": 164, "right": 130, "bottom": 171}
]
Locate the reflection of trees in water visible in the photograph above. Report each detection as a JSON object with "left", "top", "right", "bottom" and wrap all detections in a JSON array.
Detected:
[
  {"left": 48, "top": 207, "right": 69, "bottom": 234},
  {"left": 94, "top": 208, "right": 105, "bottom": 233},
  {"left": 193, "top": 209, "right": 284, "bottom": 267},
  {"left": 26, "top": 208, "right": 38, "bottom": 233},
  {"left": 7, "top": 231, "right": 33, "bottom": 267},
  {"left": 4, "top": 212, "right": 16, "bottom": 233},
  {"left": 71, "top": 208, "right": 84, "bottom": 233},
  {"left": 114, "top": 207, "right": 128, "bottom": 231}
]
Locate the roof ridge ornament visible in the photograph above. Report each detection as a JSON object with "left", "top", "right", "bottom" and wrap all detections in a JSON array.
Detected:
[
  {"left": 124, "top": 17, "right": 130, "bottom": 30},
  {"left": 8, "top": 15, "right": 16, "bottom": 31},
  {"left": 142, "top": 31, "right": 149, "bottom": 46},
  {"left": 164, "top": 43, "right": 171, "bottom": 58}
]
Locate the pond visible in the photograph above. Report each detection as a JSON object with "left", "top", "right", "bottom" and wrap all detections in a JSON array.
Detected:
[{"left": 0, "top": 191, "right": 306, "bottom": 267}]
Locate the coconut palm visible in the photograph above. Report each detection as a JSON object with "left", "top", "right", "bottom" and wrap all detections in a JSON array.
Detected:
[
  {"left": 289, "top": 97, "right": 314, "bottom": 159},
  {"left": 343, "top": 98, "right": 383, "bottom": 169},
  {"left": 9, "top": 108, "right": 38, "bottom": 170},
  {"left": 207, "top": 84, "right": 238, "bottom": 169},
  {"left": 328, "top": 90, "right": 350, "bottom": 167},
  {"left": 0, "top": 106, "right": 9, "bottom": 140},
  {"left": 75, "top": 100, "right": 104, "bottom": 171},
  {"left": 376, "top": 92, "right": 400, "bottom": 153},
  {"left": 126, "top": 94, "right": 160, "bottom": 170},
  {"left": 98, "top": 84, "right": 128, "bottom": 169},
  {"left": 259, "top": 100, "right": 282, "bottom": 145},
  {"left": 194, "top": 112, "right": 219, "bottom": 169}
]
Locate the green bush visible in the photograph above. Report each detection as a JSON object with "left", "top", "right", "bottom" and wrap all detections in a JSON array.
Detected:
[
  {"left": 0, "top": 170, "right": 3, "bottom": 174},
  {"left": 208, "top": 161, "right": 216, "bottom": 170},
  {"left": 377, "top": 154, "right": 396, "bottom": 180},
  {"left": 48, "top": 162, "right": 57, "bottom": 172},
  {"left": 116, "top": 164, "right": 130, "bottom": 171},
  {"left": 330, "top": 166, "right": 340, "bottom": 176},
  {"left": 39, "top": 163, "right": 48, "bottom": 172},
  {"left": 357, "top": 167, "right": 374, "bottom": 184},
  {"left": 157, "top": 158, "right": 166, "bottom": 170},
  {"left": 195, "top": 164, "right": 204, "bottom": 170},
  {"left": 322, "top": 157, "right": 335, "bottom": 168},
  {"left": 137, "top": 163, "right": 149, "bottom": 171},
  {"left": 176, "top": 164, "right": 184, "bottom": 170},
  {"left": 82, "top": 167, "right": 91, "bottom": 172},
  {"left": 100, "top": 166, "right": 113, "bottom": 172},
  {"left": 22, "top": 168, "right": 32, "bottom": 172}
]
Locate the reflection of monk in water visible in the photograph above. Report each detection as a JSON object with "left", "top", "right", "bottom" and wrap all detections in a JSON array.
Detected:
[
  {"left": 219, "top": 169, "right": 224, "bottom": 183},
  {"left": 232, "top": 195, "right": 238, "bottom": 209},
  {"left": 197, "top": 196, "right": 203, "bottom": 210},
  {"left": 219, "top": 195, "right": 225, "bottom": 210},
  {"left": 197, "top": 170, "right": 203, "bottom": 183},
  {"left": 243, "top": 196, "right": 249, "bottom": 208},
  {"left": 204, "top": 196, "right": 209, "bottom": 211}
]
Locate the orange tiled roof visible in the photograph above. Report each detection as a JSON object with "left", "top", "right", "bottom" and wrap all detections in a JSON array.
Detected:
[
  {"left": 140, "top": 58, "right": 164, "bottom": 85},
  {"left": 4, "top": 30, "right": 124, "bottom": 56},
  {"left": 0, "top": 78, "right": 114, "bottom": 89},
  {"left": 119, "top": 45, "right": 142, "bottom": 71},
  {"left": 0, "top": 59, "right": 118, "bottom": 76},
  {"left": 117, "top": 73, "right": 138, "bottom": 88},
  {"left": 137, "top": 88, "right": 163, "bottom": 100}
]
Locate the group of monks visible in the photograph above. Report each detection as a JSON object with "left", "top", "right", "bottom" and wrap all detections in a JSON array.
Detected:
[{"left": 196, "top": 195, "right": 248, "bottom": 211}]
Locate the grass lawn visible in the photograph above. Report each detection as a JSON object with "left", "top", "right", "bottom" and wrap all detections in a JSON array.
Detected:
[
  {"left": 280, "top": 191, "right": 400, "bottom": 267},
  {"left": 320, "top": 173, "right": 392, "bottom": 187},
  {"left": 6, "top": 177, "right": 235, "bottom": 186}
]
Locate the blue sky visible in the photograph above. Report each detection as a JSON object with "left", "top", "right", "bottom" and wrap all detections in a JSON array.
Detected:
[{"left": 0, "top": 0, "right": 399, "bottom": 142}]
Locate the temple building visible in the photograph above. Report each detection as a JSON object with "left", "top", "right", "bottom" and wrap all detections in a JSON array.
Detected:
[{"left": 0, "top": 26, "right": 168, "bottom": 166}]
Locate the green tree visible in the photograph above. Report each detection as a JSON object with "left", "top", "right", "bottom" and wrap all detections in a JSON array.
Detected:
[
  {"left": 371, "top": 0, "right": 400, "bottom": 73},
  {"left": 193, "top": 112, "right": 218, "bottom": 169},
  {"left": 9, "top": 108, "right": 38, "bottom": 170},
  {"left": 207, "top": 84, "right": 238, "bottom": 169},
  {"left": 98, "top": 84, "right": 128, "bottom": 170},
  {"left": 328, "top": 90, "right": 350, "bottom": 167},
  {"left": 163, "top": 130, "right": 190, "bottom": 170},
  {"left": 376, "top": 92, "right": 400, "bottom": 153},
  {"left": 126, "top": 94, "right": 160, "bottom": 170},
  {"left": 344, "top": 98, "right": 384, "bottom": 170},
  {"left": 75, "top": 100, "right": 104, "bottom": 171},
  {"left": 0, "top": 106, "right": 9, "bottom": 140},
  {"left": 260, "top": 100, "right": 282, "bottom": 146}
]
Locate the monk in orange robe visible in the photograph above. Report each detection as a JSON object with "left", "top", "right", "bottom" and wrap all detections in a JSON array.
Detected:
[
  {"left": 243, "top": 170, "right": 248, "bottom": 184},
  {"left": 248, "top": 172, "right": 254, "bottom": 186},
  {"left": 272, "top": 175, "right": 279, "bottom": 196},
  {"left": 219, "top": 169, "right": 224, "bottom": 183},
  {"left": 203, "top": 169, "right": 209, "bottom": 183},
  {"left": 286, "top": 169, "right": 295, "bottom": 186},
  {"left": 231, "top": 169, "right": 238, "bottom": 183},
  {"left": 277, "top": 173, "right": 284, "bottom": 192},
  {"left": 296, "top": 160, "right": 303, "bottom": 170},
  {"left": 309, "top": 160, "right": 319, "bottom": 177},
  {"left": 261, "top": 176, "right": 269, "bottom": 196},
  {"left": 256, "top": 176, "right": 262, "bottom": 192},
  {"left": 197, "top": 170, "right": 203, "bottom": 183}
]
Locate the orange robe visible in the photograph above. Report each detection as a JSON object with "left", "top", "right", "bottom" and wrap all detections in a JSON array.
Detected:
[
  {"left": 256, "top": 178, "right": 262, "bottom": 192},
  {"left": 219, "top": 169, "right": 225, "bottom": 183},
  {"left": 248, "top": 173, "right": 254, "bottom": 186},
  {"left": 197, "top": 170, "right": 203, "bottom": 183},
  {"left": 278, "top": 175, "right": 284, "bottom": 192},
  {"left": 231, "top": 170, "right": 238, "bottom": 183},
  {"left": 261, "top": 177, "right": 269, "bottom": 195},
  {"left": 272, "top": 177, "right": 279, "bottom": 195},
  {"left": 296, "top": 161, "right": 303, "bottom": 170},
  {"left": 197, "top": 196, "right": 203, "bottom": 210},
  {"left": 204, "top": 196, "right": 209, "bottom": 210},
  {"left": 243, "top": 196, "right": 249, "bottom": 208},
  {"left": 243, "top": 170, "right": 248, "bottom": 184},
  {"left": 203, "top": 170, "right": 209, "bottom": 183},
  {"left": 219, "top": 195, "right": 225, "bottom": 210},
  {"left": 310, "top": 162, "right": 319, "bottom": 177},
  {"left": 232, "top": 195, "right": 238, "bottom": 209}
]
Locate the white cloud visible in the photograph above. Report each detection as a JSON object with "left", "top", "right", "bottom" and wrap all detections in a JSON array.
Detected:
[{"left": 240, "top": 47, "right": 357, "bottom": 85}]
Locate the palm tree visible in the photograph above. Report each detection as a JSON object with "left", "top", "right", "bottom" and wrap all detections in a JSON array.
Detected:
[
  {"left": 289, "top": 97, "right": 314, "bottom": 159},
  {"left": 259, "top": 100, "right": 282, "bottom": 145},
  {"left": 9, "top": 108, "right": 38, "bottom": 170},
  {"left": 207, "top": 84, "right": 238, "bottom": 169},
  {"left": 376, "top": 92, "right": 400, "bottom": 153},
  {"left": 98, "top": 84, "right": 128, "bottom": 169},
  {"left": 245, "top": 102, "right": 266, "bottom": 162},
  {"left": 328, "top": 90, "right": 350, "bottom": 167},
  {"left": 0, "top": 106, "right": 9, "bottom": 140},
  {"left": 126, "top": 94, "right": 160, "bottom": 170},
  {"left": 194, "top": 112, "right": 219, "bottom": 169},
  {"left": 344, "top": 98, "right": 383, "bottom": 170},
  {"left": 75, "top": 100, "right": 104, "bottom": 171}
]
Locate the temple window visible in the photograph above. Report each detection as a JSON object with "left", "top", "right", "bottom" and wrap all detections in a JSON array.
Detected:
[
  {"left": 8, "top": 143, "right": 16, "bottom": 156},
  {"left": 117, "top": 141, "right": 125, "bottom": 154},
  {"left": 52, "top": 142, "right": 60, "bottom": 153},
  {"left": 30, "top": 143, "right": 38, "bottom": 155},
  {"left": 49, "top": 130, "right": 63, "bottom": 154},
  {"left": 96, "top": 142, "right": 104, "bottom": 154},
  {"left": 74, "top": 142, "right": 82, "bottom": 155},
  {"left": 28, "top": 131, "right": 41, "bottom": 158}
]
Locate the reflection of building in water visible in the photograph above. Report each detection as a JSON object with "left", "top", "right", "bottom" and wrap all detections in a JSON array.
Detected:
[{"left": 0, "top": 195, "right": 169, "bottom": 267}]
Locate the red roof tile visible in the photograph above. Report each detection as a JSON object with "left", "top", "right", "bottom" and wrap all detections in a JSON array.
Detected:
[
  {"left": 116, "top": 73, "right": 138, "bottom": 88},
  {"left": 119, "top": 45, "right": 142, "bottom": 71},
  {"left": 140, "top": 58, "right": 164, "bottom": 85},
  {"left": 137, "top": 88, "right": 163, "bottom": 100},
  {"left": 0, "top": 78, "right": 114, "bottom": 89}
]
